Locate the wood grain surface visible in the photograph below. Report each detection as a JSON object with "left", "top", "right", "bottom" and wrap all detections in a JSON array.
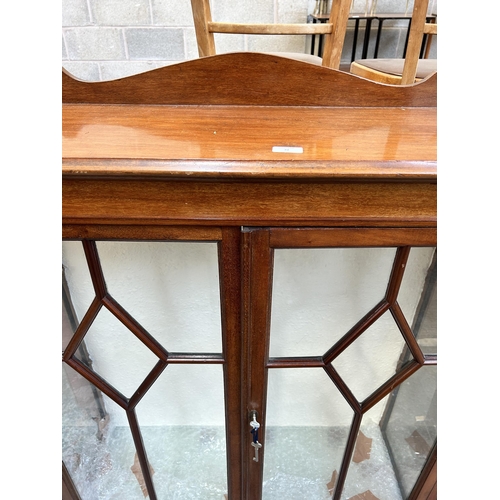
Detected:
[
  {"left": 62, "top": 178, "right": 436, "bottom": 227},
  {"left": 63, "top": 105, "right": 436, "bottom": 165},
  {"left": 62, "top": 52, "right": 437, "bottom": 107}
]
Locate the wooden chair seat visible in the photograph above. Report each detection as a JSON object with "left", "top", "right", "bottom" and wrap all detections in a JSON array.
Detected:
[
  {"left": 266, "top": 52, "right": 323, "bottom": 65},
  {"left": 349, "top": 0, "right": 437, "bottom": 85},
  {"left": 351, "top": 58, "right": 436, "bottom": 84}
]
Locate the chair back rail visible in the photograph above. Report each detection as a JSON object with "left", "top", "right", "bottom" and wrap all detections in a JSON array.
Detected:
[{"left": 190, "top": 0, "right": 351, "bottom": 69}]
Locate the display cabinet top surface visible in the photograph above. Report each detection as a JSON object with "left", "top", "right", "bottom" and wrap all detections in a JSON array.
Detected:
[{"left": 62, "top": 53, "right": 436, "bottom": 181}]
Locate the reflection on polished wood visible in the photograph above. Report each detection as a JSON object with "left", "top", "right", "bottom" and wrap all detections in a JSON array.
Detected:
[
  {"left": 63, "top": 105, "right": 435, "bottom": 164},
  {"left": 63, "top": 53, "right": 436, "bottom": 182}
]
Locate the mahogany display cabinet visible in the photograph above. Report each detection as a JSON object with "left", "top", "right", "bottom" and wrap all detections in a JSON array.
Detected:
[{"left": 62, "top": 53, "right": 437, "bottom": 500}]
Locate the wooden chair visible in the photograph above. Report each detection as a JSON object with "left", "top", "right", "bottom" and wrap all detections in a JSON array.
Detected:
[
  {"left": 190, "top": 0, "right": 351, "bottom": 69},
  {"left": 350, "top": 0, "right": 437, "bottom": 84}
]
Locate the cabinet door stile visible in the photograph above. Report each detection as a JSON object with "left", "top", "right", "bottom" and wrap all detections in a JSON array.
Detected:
[
  {"left": 219, "top": 227, "right": 244, "bottom": 500},
  {"left": 243, "top": 228, "right": 274, "bottom": 500}
]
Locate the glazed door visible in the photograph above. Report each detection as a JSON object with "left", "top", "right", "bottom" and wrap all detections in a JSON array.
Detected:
[
  {"left": 62, "top": 227, "right": 242, "bottom": 500},
  {"left": 243, "top": 228, "right": 437, "bottom": 500},
  {"left": 63, "top": 226, "right": 437, "bottom": 500}
]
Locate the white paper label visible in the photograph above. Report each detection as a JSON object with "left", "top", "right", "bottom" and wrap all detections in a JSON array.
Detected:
[{"left": 272, "top": 146, "right": 303, "bottom": 154}]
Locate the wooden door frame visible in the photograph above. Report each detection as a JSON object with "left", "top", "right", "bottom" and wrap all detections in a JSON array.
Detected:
[
  {"left": 62, "top": 462, "right": 82, "bottom": 500},
  {"left": 242, "top": 226, "right": 437, "bottom": 500},
  {"left": 62, "top": 226, "right": 243, "bottom": 500}
]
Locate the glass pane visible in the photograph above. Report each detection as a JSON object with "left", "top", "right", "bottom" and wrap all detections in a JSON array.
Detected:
[
  {"left": 63, "top": 265, "right": 79, "bottom": 352},
  {"left": 135, "top": 364, "right": 227, "bottom": 499},
  {"left": 382, "top": 365, "right": 437, "bottom": 498},
  {"left": 263, "top": 368, "right": 352, "bottom": 500},
  {"left": 398, "top": 248, "right": 437, "bottom": 355},
  {"left": 96, "top": 241, "right": 222, "bottom": 353},
  {"left": 341, "top": 366, "right": 437, "bottom": 499},
  {"left": 341, "top": 395, "right": 404, "bottom": 500},
  {"left": 62, "top": 241, "right": 95, "bottom": 321},
  {"left": 332, "top": 311, "right": 407, "bottom": 402},
  {"left": 63, "top": 365, "right": 145, "bottom": 499},
  {"left": 75, "top": 306, "right": 159, "bottom": 398},
  {"left": 270, "top": 248, "right": 396, "bottom": 358}
]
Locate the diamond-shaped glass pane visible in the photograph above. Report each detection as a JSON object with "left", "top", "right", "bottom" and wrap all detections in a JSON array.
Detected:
[
  {"left": 270, "top": 248, "right": 396, "bottom": 358},
  {"left": 62, "top": 241, "right": 95, "bottom": 323},
  {"left": 263, "top": 368, "right": 353, "bottom": 499},
  {"left": 63, "top": 365, "right": 144, "bottom": 500},
  {"left": 398, "top": 247, "right": 437, "bottom": 355},
  {"left": 331, "top": 311, "right": 407, "bottom": 402},
  {"left": 96, "top": 241, "right": 222, "bottom": 353},
  {"left": 135, "top": 364, "right": 227, "bottom": 498},
  {"left": 75, "top": 306, "right": 159, "bottom": 398}
]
